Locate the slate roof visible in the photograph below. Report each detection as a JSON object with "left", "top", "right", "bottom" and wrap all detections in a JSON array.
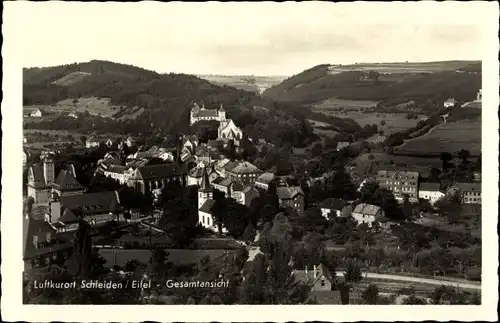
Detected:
[
  {"left": 105, "top": 165, "right": 127, "bottom": 174},
  {"left": 377, "top": 170, "right": 419, "bottom": 180},
  {"left": 454, "top": 182, "right": 481, "bottom": 193},
  {"left": 256, "top": 172, "right": 275, "bottom": 184},
  {"left": 51, "top": 170, "right": 84, "bottom": 192},
  {"left": 214, "top": 177, "right": 234, "bottom": 188},
  {"left": 419, "top": 182, "right": 441, "bottom": 192},
  {"left": 195, "top": 109, "right": 219, "bottom": 118},
  {"left": 59, "top": 208, "right": 79, "bottom": 223},
  {"left": 242, "top": 185, "right": 258, "bottom": 194},
  {"left": 28, "top": 165, "right": 48, "bottom": 188},
  {"left": 225, "top": 161, "right": 261, "bottom": 174},
  {"left": 135, "top": 163, "right": 185, "bottom": 180},
  {"left": 199, "top": 199, "right": 215, "bottom": 213},
  {"left": 59, "top": 191, "right": 120, "bottom": 217},
  {"left": 293, "top": 263, "right": 335, "bottom": 287},
  {"left": 353, "top": 203, "right": 381, "bottom": 216},
  {"left": 276, "top": 186, "right": 304, "bottom": 200},
  {"left": 319, "top": 198, "right": 346, "bottom": 211},
  {"left": 23, "top": 215, "right": 73, "bottom": 260}
]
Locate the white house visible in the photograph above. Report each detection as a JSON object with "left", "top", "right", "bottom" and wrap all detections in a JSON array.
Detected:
[
  {"left": 351, "top": 203, "right": 384, "bottom": 227},
  {"left": 85, "top": 136, "right": 100, "bottom": 149},
  {"left": 30, "top": 109, "right": 43, "bottom": 118},
  {"left": 443, "top": 98, "right": 457, "bottom": 108},
  {"left": 319, "top": 198, "right": 346, "bottom": 219},
  {"left": 418, "top": 182, "right": 445, "bottom": 205}
]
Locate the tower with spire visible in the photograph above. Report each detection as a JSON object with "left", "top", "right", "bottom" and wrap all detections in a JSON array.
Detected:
[{"left": 198, "top": 166, "right": 213, "bottom": 210}]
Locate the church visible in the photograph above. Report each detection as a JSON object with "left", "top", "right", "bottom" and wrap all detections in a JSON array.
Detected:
[
  {"left": 218, "top": 119, "right": 243, "bottom": 145},
  {"left": 190, "top": 102, "right": 226, "bottom": 125},
  {"left": 197, "top": 166, "right": 228, "bottom": 233}
]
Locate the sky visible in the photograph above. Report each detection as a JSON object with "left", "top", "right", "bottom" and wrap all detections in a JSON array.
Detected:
[{"left": 5, "top": 1, "right": 491, "bottom": 76}]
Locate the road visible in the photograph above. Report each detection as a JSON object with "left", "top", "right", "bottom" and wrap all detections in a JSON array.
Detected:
[
  {"left": 394, "top": 113, "right": 448, "bottom": 149},
  {"left": 335, "top": 271, "right": 480, "bottom": 290}
]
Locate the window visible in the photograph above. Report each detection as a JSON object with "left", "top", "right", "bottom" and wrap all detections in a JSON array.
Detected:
[{"left": 320, "top": 278, "right": 326, "bottom": 287}]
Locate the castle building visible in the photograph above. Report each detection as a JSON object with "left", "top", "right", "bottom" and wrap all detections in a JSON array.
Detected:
[{"left": 190, "top": 103, "right": 226, "bottom": 125}]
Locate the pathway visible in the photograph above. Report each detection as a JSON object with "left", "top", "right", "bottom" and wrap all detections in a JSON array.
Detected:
[
  {"left": 394, "top": 114, "right": 448, "bottom": 149},
  {"left": 335, "top": 271, "right": 480, "bottom": 290}
]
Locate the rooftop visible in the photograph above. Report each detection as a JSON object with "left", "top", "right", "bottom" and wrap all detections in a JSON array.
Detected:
[
  {"left": 319, "top": 198, "right": 346, "bottom": 210},
  {"left": 377, "top": 170, "right": 419, "bottom": 180},
  {"left": 59, "top": 190, "right": 120, "bottom": 217},
  {"left": 135, "top": 163, "right": 185, "bottom": 180},
  {"left": 256, "top": 172, "right": 275, "bottom": 184},
  {"left": 353, "top": 203, "right": 381, "bottom": 216},
  {"left": 276, "top": 186, "right": 304, "bottom": 200},
  {"left": 226, "top": 161, "right": 261, "bottom": 174},
  {"left": 199, "top": 199, "right": 216, "bottom": 214},
  {"left": 419, "top": 182, "right": 441, "bottom": 192}
]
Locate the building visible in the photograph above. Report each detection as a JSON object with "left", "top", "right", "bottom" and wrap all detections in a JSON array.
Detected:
[
  {"left": 190, "top": 103, "right": 226, "bottom": 125},
  {"left": 23, "top": 213, "right": 73, "bottom": 270},
  {"left": 197, "top": 167, "right": 226, "bottom": 233},
  {"left": 254, "top": 172, "right": 275, "bottom": 190},
  {"left": 292, "top": 263, "right": 341, "bottom": 304},
  {"left": 418, "top": 182, "right": 445, "bottom": 205},
  {"left": 351, "top": 203, "right": 383, "bottom": 227},
  {"left": 276, "top": 186, "right": 305, "bottom": 215},
  {"left": 127, "top": 163, "right": 186, "bottom": 194},
  {"left": 376, "top": 170, "right": 419, "bottom": 202},
  {"left": 224, "top": 160, "right": 263, "bottom": 184},
  {"left": 182, "top": 135, "right": 199, "bottom": 152},
  {"left": 211, "top": 177, "right": 235, "bottom": 197},
  {"left": 30, "top": 108, "right": 43, "bottom": 117},
  {"left": 336, "top": 142, "right": 351, "bottom": 151},
  {"left": 187, "top": 164, "right": 218, "bottom": 186},
  {"left": 218, "top": 119, "right": 243, "bottom": 144},
  {"left": 27, "top": 157, "right": 85, "bottom": 203},
  {"left": 85, "top": 136, "right": 100, "bottom": 149},
  {"left": 102, "top": 165, "right": 130, "bottom": 185},
  {"left": 443, "top": 98, "right": 457, "bottom": 108},
  {"left": 447, "top": 182, "right": 482, "bottom": 204},
  {"left": 126, "top": 136, "right": 137, "bottom": 148},
  {"left": 231, "top": 183, "right": 260, "bottom": 207},
  {"left": 45, "top": 190, "right": 121, "bottom": 232},
  {"left": 319, "top": 198, "right": 346, "bottom": 219}
]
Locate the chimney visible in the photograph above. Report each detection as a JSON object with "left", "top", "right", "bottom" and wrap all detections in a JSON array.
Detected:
[
  {"left": 313, "top": 265, "right": 318, "bottom": 279},
  {"left": 49, "top": 200, "right": 61, "bottom": 223},
  {"left": 33, "top": 235, "right": 39, "bottom": 249}
]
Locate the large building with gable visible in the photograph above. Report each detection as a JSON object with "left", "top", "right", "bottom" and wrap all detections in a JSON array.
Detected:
[{"left": 190, "top": 103, "right": 226, "bottom": 125}]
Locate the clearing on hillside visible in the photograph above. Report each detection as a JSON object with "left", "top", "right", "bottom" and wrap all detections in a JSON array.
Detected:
[{"left": 52, "top": 71, "right": 91, "bottom": 86}]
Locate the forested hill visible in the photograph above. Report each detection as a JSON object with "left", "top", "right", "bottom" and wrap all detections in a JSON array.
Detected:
[
  {"left": 23, "top": 60, "right": 365, "bottom": 146},
  {"left": 263, "top": 61, "right": 482, "bottom": 106}
]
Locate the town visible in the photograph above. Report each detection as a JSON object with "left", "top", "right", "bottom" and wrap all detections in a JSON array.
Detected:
[{"left": 23, "top": 82, "right": 482, "bottom": 305}]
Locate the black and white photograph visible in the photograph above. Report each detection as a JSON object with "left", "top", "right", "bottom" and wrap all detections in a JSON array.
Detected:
[{"left": 2, "top": 1, "right": 498, "bottom": 322}]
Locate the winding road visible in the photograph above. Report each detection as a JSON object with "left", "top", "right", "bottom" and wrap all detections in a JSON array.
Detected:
[
  {"left": 335, "top": 271, "right": 480, "bottom": 290},
  {"left": 394, "top": 113, "right": 448, "bottom": 149}
]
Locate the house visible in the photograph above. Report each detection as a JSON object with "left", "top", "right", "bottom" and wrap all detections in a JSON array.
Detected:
[
  {"left": 127, "top": 163, "right": 186, "bottom": 194},
  {"left": 126, "top": 136, "right": 137, "bottom": 148},
  {"left": 443, "top": 98, "right": 457, "bottom": 108},
  {"left": 418, "top": 182, "right": 445, "bottom": 205},
  {"left": 319, "top": 198, "right": 346, "bottom": 219},
  {"left": 30, "top": 108, "right": 43, "bottom": 117},
  {"left": 376, "top": 170, "right": 420, "bottom": 202},
  {"left": 85, "top": 136, "right": 100, "bottom": 149},
  {"left": 254, "top": 172, "right": 275, "bottom": 190},
  {"left": 351, "top": 203, "right": 384, "bottom": 227},
  {"left": 276, "top": 186, "right": 305, "bottom": 215},
  {"left": 231, "top": 183, "right": 260, "bottom": 207},
  {"left": 211, "top": 177, "right": 235, "bottom": 197},
  {"left": 224, "top": 160, "right": 263, "bottom": 184},
  {"left": 50, "top": 169, "right": 85, "bottom": 197},
  {"left": 182, "top": 135, "right": 199, "bottom": 152},
  {"left": 218, "top": 119, "right": 243, "bottom": 144},
  {"left": 187, "top": 164, "right": 218, "bottom": 186},
  {"left": 23, "top": 214, "right": 73, "bottom": 270},
  {"left": 158, "top": 149, "right": 175, "bottom": 162},
  {"left": 190, "top": 102, "right": 226, "bottom": 125},
  {"left": 68, "top": 112, "right": 78, "bottom": 119},
  {"left": 45, "top": 190, "right": 121, "bottom": 232},
  {"left": 102, "top": 165, "right": 130, "bottom": 185},
  {"left": 336, "top": 142, "right": 351, "bottom": 151},
  {"left": 447, "top": 182, "right": 481, "bottom": 204},
  {"left": 214, "top": 158, "right": 231, "bottom": 177},
  {"left": 292, "top": 264, "right": 341, "bottom": 304}
]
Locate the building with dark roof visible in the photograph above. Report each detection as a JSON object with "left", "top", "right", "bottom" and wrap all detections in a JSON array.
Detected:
[
  {"left": 276, "top": 186, "right": 305, "bottom": 215},
  {"left": 224, "top": 160, "right": 262, "bottom": 184},
  {"left": 254, "top": 172, "right": 275, "bottom": 190},
  {"left": 447, "top": 182, "right": 481, "bottom": 204},
  {"left": 190, "top": 102, "right": 226, "bottom": 125},
  {"left": 292, "top": 263, "right": 341, "bottom": 304},
  {"left": 231, "top": 184, "right": 260, "bottom": 207},
  {"left": 319, "top": 198, "right": 347, "bottom": 219},
  {"left": 127, "top": 162, "right": 186, "bottom": 194},
  {"left": 376, "top": 170, "right": 420, "bottom": 202},
  {"left": 352, "top": 203, "right": 383, "bottom": 227}
]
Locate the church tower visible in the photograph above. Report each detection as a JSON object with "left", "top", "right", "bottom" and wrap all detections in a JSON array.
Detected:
[
  {"left": 218, "top": 103, "right": 226, "bottom": 121},
  {"left": 198, "top": 166, "right": 213, "bottom": 209},
  {"left": 43, "top": 156, "right": 55, "bottom": 185}
]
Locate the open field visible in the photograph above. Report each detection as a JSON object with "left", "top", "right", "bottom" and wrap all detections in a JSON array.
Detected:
[
  {"left": 313, "top": 103, "right": 425, "bottom": 135},
  {"left": 397, "top": 119, "right": 481, "bottom": 156},
  {"left": 315, "top": 97, "right": 378, "bottom": 110},
  {"left": 56, "top": 97, "right": 120, "bottom": 118},
  {"left": 415, "top": 206, "right": 481, "bottom": 239},
  {"left": 327, "top": 61, "right": 481, "bottom": 74},
  {"left": 351, "top": 152, "right": 442, "bottom": 178},
  {"left": 198, "top": 74, "right": 287, "bottom": 94},
  {"left": 52, "top": 71, "right": 91, "bottom": 86},
  {"left": 307, "top": 119, "right": 339, "bottom": 138}
]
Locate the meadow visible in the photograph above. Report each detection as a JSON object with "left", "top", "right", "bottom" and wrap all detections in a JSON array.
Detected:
[{"left": 397, "top": 119, "right": 481, "bottom": 156}]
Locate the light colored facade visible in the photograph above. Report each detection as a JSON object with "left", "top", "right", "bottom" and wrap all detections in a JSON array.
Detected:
[
  {"left": 254, "top": 172, "right": 275, "bottom": 190},
  {"left": 319, "top": 198, "right": 346, "bottom": 219},
  {"left": 231, "top": 184, "right": 260, "bottom": 207},
  {"left": 418, "top": 182, "right": 444, "bottom": 205},
  {"left": 351, "top": 203, "right": 383, "bottom": 227},
  {"left": 447, "top": 183, "right": 482, "bottom": 204},
  {"left": 443, "top": 98, "right": 457, "bottom": 108},
  {"left": 30, "top": 109, "right": 43, "bottom": 117},
  {"left": 190, "top": 103, "right": 226, "bottom": 125},
  {"left": 218, "top": 119, "right": 243, "bottom": 144},
  {"left": 86, "top": 136, "right": 100, "bottom": 148},
  {"left": 376, "top": 170, "right": 419, "bottom": 202},
  {"left": 225, "top": 160, "right": 263, "bottom": 184}
]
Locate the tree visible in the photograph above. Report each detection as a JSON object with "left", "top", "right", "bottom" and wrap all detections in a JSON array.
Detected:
[
  {"left": 148, "top": 248, "right": 169, "bottom": 279},
  {"left": 457, "top": 149, "right": 471, "bottom": 165},
  {"left": 242, "top": 223, "right": 257, "bottom": 243},
  {"left": 440, "top": 152, "right": 453, "bottom": 171},
  {"left": 80, "top": 135, "right": 87, "bottom": 145},
  {"left": 362, "top": 283, "right": 379, "bottom": 304},
  {"left": 343, "top": 259, "right": 362, "bottom": 287},
  {"left": 311, "top": 142, "right": 323, "bottom": 158},
  {"left": 66, "top": 221, "right": 93, "bottom": 278}
]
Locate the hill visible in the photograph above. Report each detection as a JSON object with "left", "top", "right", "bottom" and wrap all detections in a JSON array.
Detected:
[
  {"left": 23, "top": 60, "right": 364, "bottom": 146},
  {"left": 263, "top": 61, "right": 482, "bottom": 106},
  {"left": 197, "top": 74, "right": 287, "bottom": 94}
]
